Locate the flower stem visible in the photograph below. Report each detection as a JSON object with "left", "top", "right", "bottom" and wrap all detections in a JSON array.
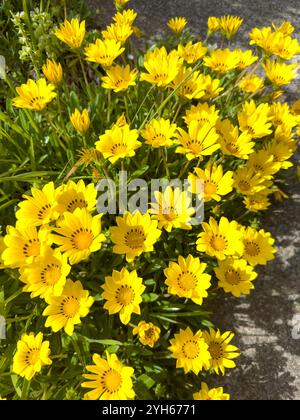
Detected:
[{"left": 21, "top": 379, "right": 31, "bottom": 400}]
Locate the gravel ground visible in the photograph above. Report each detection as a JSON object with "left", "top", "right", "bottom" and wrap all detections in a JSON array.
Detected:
[{"left": 87, "top": 0, "right": 300, "bottom": 400}]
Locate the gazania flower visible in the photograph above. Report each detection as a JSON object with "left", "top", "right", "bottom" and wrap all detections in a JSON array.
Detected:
[
  {"left": 176, "top": 121, "right": 220, "bottom": 161},
  {"left": 272, "top": 34, "right": 300, "bottom": 60},
  {"left": 96, "top": 124, "right": 140, "bottom": 164},
  {"left": 13, "top": 78, "right": 56, "bottom": 111},
  {"left": 141, "top": 118, "right": 178, "bottom": 148},
  {"left": 169, "top": 327, "right": 211, "bottom": 375},
  {"left": 85, "top": 39, "right": 125, "bottom": 67},
  {"left": 218, "top": 15, "right": 243, "bottom": 39},
  {"left": 273, "top": 20, "right": 295, "bottom": 36},
  {"left": 101, "top": 64, "right": 138, "bottom": 92},
  {"left": 246, "top": 150, "right": 281, "bottom": 179},
  {"left": 188, "top": 163, "right": 234, "bottom": 202},
  {"left": 243, "top": 190, "right": 271, "bottom": 213},
  {"left": 52, "top": 208, "right": 105, "bottom": 265},
  {"left": 269, "top": 102, "right": 298, "bottom": 129},
  {"left": 13, "top": 332, "right": 52, "bottom": 380},
  {"left": 202, "top": 328, "right": 240, "bottom": 375},
  {"left": 140, "top": 47, "right": 182, "bottom": 88},
  {"left": 113, "top": 9, "right": 137, "bottom": 25},
  {"left": 239, "top": 74, "right": 264, "bottom": 94},
  {"left": 54, "top": 180, "right": 97, "bottom": 215},
  {"left": 164, "top": 255, "right": 211, "bottom": 305},
  {"left": 263, "top": 60, "right": 298, "bottom": 87},
  {"left": 55, "top": 18, "right": 85, "bottom": 48},
  {"left": 16, "top": 182, "right": 57, "bottom": 227},
  {"left": 0, "top": 237, "right": 6, "bottom": 270},
  {"left": 184, "top": 102, "right": 219, "bottom": 127},
  {"left": 171, "top": 66, "right": 209, "bottom": 100},
  {"left": 133, "top": 321, "right": 161, "bottom": 348},
  {"left": 216, "top": 119, "right": 255, "bottom": 159},
  {"left": 215, "top": 258, "right": 257, "bottom": 297},
  {"left": 20, "top": 246, "right": 71, "bottom": 300},
  {"left": 70, "top": 108, "right": 90, "bottom": 134},
  {"left": 167, "top": 17, "right": 187, "bottom": 34},
  {"left": 204, "top": 49, "right": 240, "bottom": 74},
  {"left": 42, "top": 59, "right": 63, "bottom": 85},
  {"left": 2, "top": 225, "right": 49, "bottom": 269},
  {"left": 102, "top": 22, "right": 133, "bottom": 44},
  {"left": 235, "top": 49, "right": 258, "bottom": 70},
  {"left": 193, "top": 382, "right": 230, "bottom": 400},
  {"left": 238, "top": 101, "right": 272, "bottom": 139},
  {"left": 249, "top": 26, "right": 281, "bottom": 55},
  {"left": 263, "top": 140, "right": 294, "bottom": 170},
  {"left": 114, "top": 0, "right": 130, "bottom": 8},
  {"left": 202, "top": 75, "right": 224, "bottom": 99},
  {"left": 242, "top": 227, "right": 276, "bottom": 266},
  {"left": 150, "top": 187, "right": 195, "bottom": 232},
  {"left": 177, "top": 41, "right": 207, "bottom": 64},
  {"left": 110, "top": 212, "right": 161, "bottom": 262},
  {"left": 207, "top": 17, "right": 220, "bottom": 34},
  {"left": 102, "top": 268, "right": 145, "bottom": 325},
  {"left": 233, "top": 166, "right": 269, "bottom": 196},
  {"left": 196, "top": 216, "right": 244, "bottom": 260},
  {"left": 43, "top": 279, "right": 94, "bottom": 335},
  {"left": 82, "top": 353, "right": 135, "bottom": 400}
]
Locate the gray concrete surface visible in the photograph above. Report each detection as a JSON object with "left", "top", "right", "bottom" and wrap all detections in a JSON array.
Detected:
[{"left": 87, "top": 0, "right": 300, "bottom": 400}]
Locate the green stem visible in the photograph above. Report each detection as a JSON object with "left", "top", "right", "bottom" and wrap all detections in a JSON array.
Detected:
[
  {"left": 77, "top": 53, "right": 91, "bottom": 98},
  {"left": 21, "top": 379, "right": 31, "bottom": 400}
]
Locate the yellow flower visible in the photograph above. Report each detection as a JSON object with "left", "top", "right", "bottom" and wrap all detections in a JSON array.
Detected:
[
  {"left": 246, "top": 150, "right": 281, "bottom": 179},
  {"left": 70, "top": 108, "right": 90, "bottom": 134},
  {"left": 13, "top": 78, "right": 56, "bottom": 111},
  {"left": 114, "top": 0, "right": 130, "bottom": 8},
  {"left": 140, "top": 47, "right": 182, "bottom": 88},
  {"left": 249, "top": 26, "right": 281, "bottom": 55},
  {"left": 218, "top": 15, "right": 243, "bottom": 39},
  {"left": 269, "top": 102, "right": 298, "bottom": 129},
  {"left": 102, "top": 22, "right": 133, "bottom": 44},
  {"left": 202, "top": 328, "right": 240, "bottom": 375},
  {"left": 242, "top": 226, "right": 276, "bottom": 266},
  {"left": 235, "top": 49, "right": 258, "bottom": 70},
  {"left": 55, "top": 18, "right": 85, "bottom": 49},
  {"left": 150, "top": 187, "right": 195, "bottom": 232},
  {"left": 82, "top": 353, "right": 135, "bottom": 400},
  {"left": 167, "top": 17, "right": 187, "bottom": 34},
  {"left": 184, "top": 103, "right": 219, "bottom": 127},
  {"left": 115, "top": 113, "right": 128, "bottom": 127},
  {"left": 113, "top": 9, "right": 137, "bottom": 25},
  {"left": 263, "top": 60, "right": 298, "bottom": 87},
  {"left": 0, "top": 397, "right": 7, "bottom": 400},
  {"left": 16, "top": 182, "right": 57, "bottom": 227},
  {"left": 42, "top": 59, "right": 63, "bottom": 85},
  {"left": 272, "top": 34, "right": 300, "bottom": 60},
  {"left": 20, "top": 246, "right": 71, "bottom": 300},
  {"left": 215, "top": 258, "right": 257, "bottom": 297},
  {"left": 43, "top": 279, "right": 94, "bottom": 335},
  {"left": 102, "top": 268, "right": 145, "bottom": 325},
  {"left": 188, "top": 163, "right": 234, "bottom": 202},
  {"left": 216, "top": 119, "right": 255, "bottom": 159},
  {"left": 204, "top": 48, "right": 240, "bottom": 74},
  {"left": 52, "top": 208, "right": 105, "bottom": 265},
  {"left": 13, "top": 332, "right": 52, "bottom": 381},
  {"left": 177, "top": 41, "right": 207, "bottom": 64},
  {"left": 202, "top": 75, "right": 224, "bottom": 99},
  {"left": 85, "top": 39, "right": 125, "bottom": 67},
  {"left": 101, "top": 64, "right": 138, "bottom": 92},
  {"left": 239, "top": 74, "right": 264, "bottom": 94},
  {"left": 171, "top": 66, "right": 209, "bottom": 100},
  {"left": 207, "top": 17, "right": 220, "bottom": 34},
  {"left": 169, "top": 327, "right": 211, "bottom": 375},
  {"left": 176, "top": 121, "right": 220, "bottom": 161},
  {"left": 193, "top": 382, "right": 230, "bottom": 400},
  {"left": 96, "top": 124, "right": 140, "bottom": 164},
  {"left": 238, "top": 100, "right": 272, "bottom": 139},
  {"left": 233, "top": 166, "right": 269, "bottom": 196},
  {"left": 141, "top": 118, "right": 178, "bottom": 148},
  {"left": 273, "top": 21, "right": 295, "bottom": 36},
  {"left": 110, "top": 212, "right": 161, "bottom": 262},
  {"left": 196, "top": 216, "right": 244, "bottom": 260},
  {"left": 164, "top": 255, "right": 211, "bottom": 305},
  {"left": 133, "top": 321, "right": 160, "bottom": 348},
  {"left": 2, "top": 225, "right": 49, "bottom": 269},
  {"left": 243, "top": 190, "right": 271, "bottom": 213},
  {"left": 263, "top": 140, "right": 294, "bottom": 170},
  {"left": 0, "top": 237, "right": 6, "bottom": 270},
  {"left": 54, "top": 180, "right": 97, "bottom": 215}
]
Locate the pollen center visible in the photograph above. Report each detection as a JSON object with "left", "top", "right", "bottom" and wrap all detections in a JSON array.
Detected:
[
  {"left": 28, "top": 349, "right": 40, "bottom": 365},
  {"left": 245, "top": 241, "right": 260, "bottom": 256},
  {"left": 209, "top": 342, "right": 223, "bottom": 360},
  {"left": 225, "top": 269, "right": 241, "bottom": 285},
  {"left": 125, "top": 228, "right": 145, "bottom": 249},
  {"left": 182, "top": 340, "right": 199, "bottom": 359},
  {"left": 24, "top": 240, "right": 40, "bottom": 257},
  {"left": 204, "top": 181, "right": 217, "bottom": 195},
  {"left": 178, "top": 272, "right": 196, "bottom": 290},
  {"left": 211, "top": 235, "right": 227, "bottom": 251},
  {"left": 104, "top": 369, "right": 122, "bottom": 393},
  {"left": 74, "top": 231, "right": 93, "bottom": 250},
  {"left": 42, "top": 264, "right": 61, "bottom": 285},
  {"left": 63, "top": 297, "right": 80, "bottom": 318},
  {"left": 116, "top": 286, "right": 135, "bottom": 306}
]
